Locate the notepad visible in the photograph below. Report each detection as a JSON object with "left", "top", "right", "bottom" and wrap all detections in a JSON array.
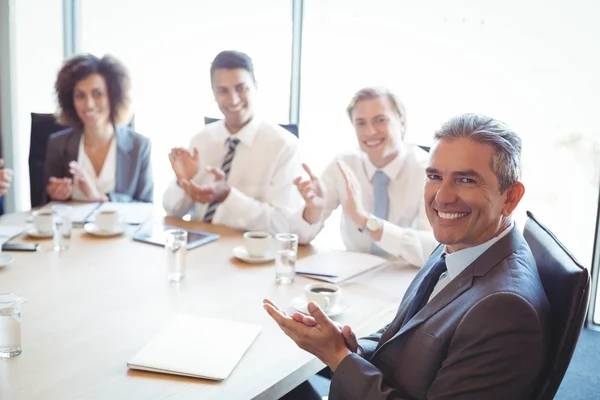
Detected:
[
  {"left": 86, "top": 202, "right": 155, "bottom": 225},
  {"left": 295, "top": 250, "right": 388, "bottom": 283},
  {"left": 127, "top": 315, "right": 261, "bottom": 380}
]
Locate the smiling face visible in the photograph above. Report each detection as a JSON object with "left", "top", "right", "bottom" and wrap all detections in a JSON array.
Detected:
[
  {"left": 424, "top": 138, "right": 524, "bottom": 253},
  {"left": 73, "top": 73, "right": 111, "bottom": 128},
  {"left": 351, "top": 96, "right": 404, "bottom": 167},
  {"left": 212, "top": 68, "right": 256, "bottom": 133}
]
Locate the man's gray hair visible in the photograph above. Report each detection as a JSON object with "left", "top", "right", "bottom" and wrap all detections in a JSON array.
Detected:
[{"left": 434, "top": 113, "right": 522, "bottom": 192}]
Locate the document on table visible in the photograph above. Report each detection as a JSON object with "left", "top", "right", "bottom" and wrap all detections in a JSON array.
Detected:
[
  {"left": 70, "top": 202, "right": 102, "bottom": 224},
  {"left": 0, "top": 226, "right": 25, "bottom": 244},
  {"left": 295, "top": 249, "right": 388, "bottom": 283},
  {"left": 127, "top": 314, "right": 261, "bottom": 380},
  {"left": 85, "top": 202, "right": 155, "bottom": 225}
]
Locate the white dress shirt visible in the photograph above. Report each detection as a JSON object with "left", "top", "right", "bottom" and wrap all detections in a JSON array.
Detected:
[
  {"left": 428, "top": 222, "right": 515, "bottom": 302},
  {"left": 71, "top": 135, "right": 117, "bottom": 201},
  {"left": 162, "top": 118, "right": 302, "bottom": 234},
  {"left": 293, "top": 144, "right": 438, "bottom": 267}
]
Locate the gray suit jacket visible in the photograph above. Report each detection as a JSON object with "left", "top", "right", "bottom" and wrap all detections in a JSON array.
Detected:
[
  {"left": 44, "top": 127, "right": 153, "bottom": 203},
  {"left": 331, "top": 226, "right": 551, "bottom": 400}
]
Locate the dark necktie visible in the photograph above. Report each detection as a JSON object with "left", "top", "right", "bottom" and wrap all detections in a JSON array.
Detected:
[
  {"left": 203, "top": 137, "right": 240, "bottom": 222},
  {"left": 400, "top": 254, "right": 447, "bottom": 328}
]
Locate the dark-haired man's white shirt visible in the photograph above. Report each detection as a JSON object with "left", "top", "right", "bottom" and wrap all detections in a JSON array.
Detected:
[{"left": 163, "top": 118, "right": 302, "bottom": 234}]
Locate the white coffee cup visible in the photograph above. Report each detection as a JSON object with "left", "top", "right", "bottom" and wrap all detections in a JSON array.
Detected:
[
  {"left": 305, "top": 283, "right": 341, "bottom": 311},
  {"left": 243, "top": 231, "right": 272, "bottom": 257},
  {"left": 32, "top": 209, "right": 53, "bottom": 233},
  {"left": 94, "top": 209, "right": 121, "bottom": 231}
]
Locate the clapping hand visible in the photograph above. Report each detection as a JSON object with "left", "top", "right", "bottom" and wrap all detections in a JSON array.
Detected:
[
  {"left": 337, "top": 161, "right": 369, "bottom": 228},
  {"left": 294, "top": 163, "right": 326, "bottom": 224},
  {"left": 47, "top": 177, "right": 73, "bottom": 201},
  {"left": 263, "top": 298, "right": 353, "bottom": 371},
  {"left": 0, "top": 159, "right": 13, "bottom": 196},
  {"left": 68, "top": 161, "right": 108, "bottom": 201},
  {"left": 179, "top": 166, "right": 230, "bottom": 204},
  {"left": 169, "top": 147, "right": 199, "bottom": 182}
]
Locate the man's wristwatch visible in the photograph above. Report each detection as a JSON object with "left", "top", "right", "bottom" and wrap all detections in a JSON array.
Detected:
[{"left": 358, "top": 215, "right": 382, "bottom": 233}]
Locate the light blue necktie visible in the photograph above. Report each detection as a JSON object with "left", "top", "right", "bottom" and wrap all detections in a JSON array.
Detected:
[{"left": 371, "top": 171, "right": 390, "bottom": 255}]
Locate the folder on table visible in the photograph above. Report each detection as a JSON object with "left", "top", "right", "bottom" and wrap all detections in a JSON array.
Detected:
[
  {"left": 295, "top": 250, "right": 388, "bottom": 283},
  {"left": 127, "top": 314, "right": 261, "bottom": 380}
]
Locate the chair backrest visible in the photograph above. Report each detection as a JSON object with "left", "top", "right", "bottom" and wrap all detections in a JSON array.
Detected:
[
  {"left": 29, "top": 113, "right": 68, "bottom": 208},
  {"left": 203, "top": 116, "right": 299, "bottom": 138},
  {"left": 418, "top": 145, "right": 430, "bottom": 153},
  {"left": 523, "top": 210, "right": 591, "bottom": 400}
]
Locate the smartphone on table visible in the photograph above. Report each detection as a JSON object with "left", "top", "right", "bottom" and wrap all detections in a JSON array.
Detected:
[{"left": 2, "top": 243, "right": 40, "bottom": 252}]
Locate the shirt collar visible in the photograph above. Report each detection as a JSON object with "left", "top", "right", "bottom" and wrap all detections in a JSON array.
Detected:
[
  {"left": 444, "top": 222, "right": 515, "bottom": 280},
  {"left": 362, "top": 145, "right": 406, "bottom": 182},
  {"left": 216, "top": 117, "right": 261, "bottom": 147}
]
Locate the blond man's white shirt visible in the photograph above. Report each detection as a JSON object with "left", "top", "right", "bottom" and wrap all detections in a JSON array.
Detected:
[
  {"left": 163, "top": 118, "right": 302, "bottom": 234},
  {"left": 293, "top": 144, "right": 438, "bottom": 267}
]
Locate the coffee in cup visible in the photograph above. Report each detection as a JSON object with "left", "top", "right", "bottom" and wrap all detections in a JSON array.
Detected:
[
  {"left": 32, "top": 209, "right": 53, "bottom": 233},
  {"left": 305, "top": 283, "right": 341, "bottom": 311},
  {"left": 243, "top": 231, "right": 272, "bottom": 257},
  {"left": 94, "top": 209, "right": 121, "bottom": 231}
]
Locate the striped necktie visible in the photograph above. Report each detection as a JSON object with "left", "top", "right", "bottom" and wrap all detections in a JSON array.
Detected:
[
  {"left": 371, "top": 171, "right": 390, "bottom": 255},
  {"left": 203, "top": 137, "right": 240, "bottom": 222}
]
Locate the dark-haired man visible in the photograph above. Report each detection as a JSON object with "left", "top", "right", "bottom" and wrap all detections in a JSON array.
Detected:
[{"left": 163, "top": 50, "right": 301, "bottom": 233}]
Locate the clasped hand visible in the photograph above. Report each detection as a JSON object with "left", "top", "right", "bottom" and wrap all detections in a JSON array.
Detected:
[
  {"left": 179, "top": 167, "right": 230, "bottom": 204},
  {"left": 46, "top": 161, "right": 106, "bottom": 202},
  {"left": 263, "top": 298, "right": 359, "bottom": 372}
]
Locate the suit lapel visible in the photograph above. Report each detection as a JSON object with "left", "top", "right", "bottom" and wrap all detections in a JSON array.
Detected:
[
  {"left": 373, "top": 226, "right": 524, "bottom": 356},
  {"left": 375, "top": 247, "right": 445, "bottom": 349},
  {"left": 64, "top": 129, "right": 82, "bottom": 176},
  {"left": 115, "top": 127, "right": 133, "bottom": 191}
]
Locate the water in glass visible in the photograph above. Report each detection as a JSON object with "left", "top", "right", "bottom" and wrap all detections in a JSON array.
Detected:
[
  {"left": 52, "top": 205, "right": 72, "bottom": 251},
  {"left": 276, "top": 249, "right": 296, "bottom": 284},
  {"left": 0, "top": 294, "right": 22, "bottom": 358},
  {"left": 275, "top": 233, "right": 298, "bottom": 284},
  {"left": 165, "top": 229, "right": 187, "bottom": 282}
]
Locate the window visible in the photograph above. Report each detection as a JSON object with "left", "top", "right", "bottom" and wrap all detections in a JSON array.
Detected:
[
  {"left": 10, "top": 0, "right": 64, "bottom": 210},
  {"left": 300, "top": 0, "right": 600, "bottom": 263},
  {"left": 79, "top": 0, "right": 293, "bottom": 203}
]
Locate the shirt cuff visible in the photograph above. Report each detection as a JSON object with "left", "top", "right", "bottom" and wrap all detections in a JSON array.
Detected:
[
  {"left": 293, "top": 208, "right": 324, "bottom": 244},
  {"left": 374, "top": 220, "right": 402, "bottom": 253},
  {"left": 211, "top": 186, "right": 251, "bottom": 228}
]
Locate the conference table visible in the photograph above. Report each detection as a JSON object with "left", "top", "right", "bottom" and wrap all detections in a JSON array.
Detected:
[{"left": 0, "top": 210, "right": 418, "bottom": 400}]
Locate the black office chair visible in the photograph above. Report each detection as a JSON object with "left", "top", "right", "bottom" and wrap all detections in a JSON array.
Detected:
[
  {"left": 523, "top": 211, "right": 591, "bottom": 400},
  {"left": 418, "top": 145, "right": 430, "bottom": 153},
  {"left": 29, "top": 113, "right": 68, "bottom": 207},
  {"left": 29, "top": 113, "right": 136, "bottom": 207},
  {"left": 204, "top": 116, "right": 299, "bottom": 138}
]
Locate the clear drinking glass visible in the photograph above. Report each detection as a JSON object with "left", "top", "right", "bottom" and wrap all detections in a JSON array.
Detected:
[
  {"left": 0, "top": 293, "right": 23, "bottom": 358},
  {"left": 165, "top": 229, "right": 187, "bottom": 282},
  {"left": 51, "top": 204, "right": 72, "bottom": 251},
  {"left": 275, "top": 233, "right": 298, "bottom": 284}
]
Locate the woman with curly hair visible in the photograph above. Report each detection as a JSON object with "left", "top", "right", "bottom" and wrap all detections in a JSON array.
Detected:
[{"left": 45, "top": 54, "right": 153, "bottom": 203}]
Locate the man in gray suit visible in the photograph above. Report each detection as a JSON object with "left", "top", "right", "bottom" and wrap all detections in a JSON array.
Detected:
[{"left": 265, "top": 113, "right": 551, "bottom": 399}]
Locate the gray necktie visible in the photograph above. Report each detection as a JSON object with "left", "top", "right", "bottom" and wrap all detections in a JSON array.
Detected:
[
  {"left": 203, "top": 137, "right": 240, "bottom": 222},
  {"left": 371, "top": 171, "right": 390, "bottom": 255}
]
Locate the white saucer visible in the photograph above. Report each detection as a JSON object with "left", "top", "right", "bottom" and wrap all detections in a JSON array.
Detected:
[
  {"left": 291, "top": 295, "right": 351, "bottom": 317},
  {"left": 84, "top": 222, "right": 126, "bottom": 237},
  {"left": 26, "top": 227, "right": 53, "bottom": 239},
  {"left": 0, "top": 254, "right": 14, "bottom": 268},
  {"left": 232, "top": 246, "right": 275, "bottom": 264}
]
